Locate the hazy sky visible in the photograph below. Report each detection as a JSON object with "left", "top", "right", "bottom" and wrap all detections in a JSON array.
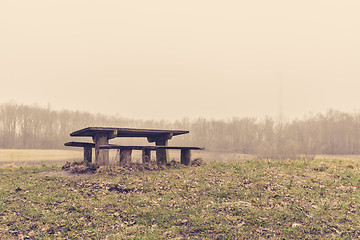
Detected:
[{"left": 1, "top": 1, "right": 360, "bottom": 121}]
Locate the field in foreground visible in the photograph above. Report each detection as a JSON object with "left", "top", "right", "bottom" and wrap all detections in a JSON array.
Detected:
[
  {"left": 0, "top": 149, "right": 82, "bottom": 166},
  {"left": 0, "top": 149, "right": 254, "bottom": 167},
  {"left": 0, "top": 159, "right": 359, "bottom": 239}
]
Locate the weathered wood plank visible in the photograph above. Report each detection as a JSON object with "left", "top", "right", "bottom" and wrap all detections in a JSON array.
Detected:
[
  {"left": 99, "top": 144, "right": 156, "bottom": 150},
  {"left": 64, "top": 142, "right": 95, "bottom": 148},
  {"left": 156, "top": 146, "right": 205, "bottom": 150},
  {"left": 94, "top": 132, "right": 109, "bottom": 166},
  {"left": 70, "top": 127, "right": 188, "bottom": 138},
  {"left": 147, "top": 133, "right": 173, "bottom": 143},
  {"left": 99, "top": 144, "right": 204, "bottom": 151}
]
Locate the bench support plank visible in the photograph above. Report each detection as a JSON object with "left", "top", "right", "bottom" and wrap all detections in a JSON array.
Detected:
[
  {"left": 181, "top": 149, "right": 191, "bottom": 166},
  {"left": 120, "top": 149, "right": 132, "bottom": 166},
  {"left": 142, "top": 149, "right": 151, "bottom": 166},
  {"left": 84, "top": 147, "right": 92, "bottom": 163}
]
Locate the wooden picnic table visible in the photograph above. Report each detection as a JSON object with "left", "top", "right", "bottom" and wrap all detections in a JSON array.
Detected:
[{"left": 68, "top": 127, "right": 190, "bottom": 165}]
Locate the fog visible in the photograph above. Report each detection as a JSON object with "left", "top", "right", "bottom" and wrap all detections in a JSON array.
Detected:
[{"left": 1, "top": 1, "right": 360, "bottom": 121}]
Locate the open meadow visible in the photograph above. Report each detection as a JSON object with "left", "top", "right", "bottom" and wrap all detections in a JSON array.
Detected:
[
  {"left": 0, "top": 149, "right": 82, "bottom": 166},
  {"left": 0, "top": 149, "right": 256, "bottom": 167},
  {"left": 0, "top": 155, "right": 359, "bottom": 239}
]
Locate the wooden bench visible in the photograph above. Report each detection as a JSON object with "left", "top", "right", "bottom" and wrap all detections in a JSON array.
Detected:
[
  {"left": 64, "top": 141, "right": 95, "bottom": 163},
  {"left": 64, "top": 141, "right": 205, "bottom": 166},
  {"left": 100, "top": 144, "right": 204, "bottom": 166}
]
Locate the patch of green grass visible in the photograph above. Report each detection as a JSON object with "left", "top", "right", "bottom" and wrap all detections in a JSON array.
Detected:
[{"left": 0, "top": 159, "right": 359, "bottom": 239}]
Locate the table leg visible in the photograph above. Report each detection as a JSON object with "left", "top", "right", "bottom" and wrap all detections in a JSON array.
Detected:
[
  {"left": 94, "top": 132, "right": 109, "bottom": 166},
  {"left": 156, "top": 140, "right": 169, "bottom": 165}
]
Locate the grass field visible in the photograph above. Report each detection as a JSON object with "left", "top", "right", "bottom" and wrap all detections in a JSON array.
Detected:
[
  {"left": 0, "top": 158, "right": 359, "bottom": 239},
  {"left": 0, "top": 149, "right": 82, "bottom": 166},
  {"left": 0, "top": 149, "right": 256, "bottom": 167}
]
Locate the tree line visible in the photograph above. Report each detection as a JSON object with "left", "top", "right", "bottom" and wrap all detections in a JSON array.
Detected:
[{"left": 1, "top": 102, "right": 359, "bottom": 158}]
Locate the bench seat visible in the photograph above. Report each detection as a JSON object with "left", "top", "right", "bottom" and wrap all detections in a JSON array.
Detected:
[
  {"left": 156, "top": 146, "right": 204, "bottom": 150},
  {"left": 64, "top": 141, "right": 95, "bottom": 162},
  {"left": 99, "top": 144, "right": 157, "bottom": 150},
  {"left": 99, "top": 144, "right": 204, "bottom": 151},
  {"left": 64, "top": 141, "right": 95, "bottom": 148}
]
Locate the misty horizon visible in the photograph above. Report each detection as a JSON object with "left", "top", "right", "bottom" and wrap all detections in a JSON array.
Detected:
[{"left": 1, "top": 101, "right": 360, "bottom": 156}]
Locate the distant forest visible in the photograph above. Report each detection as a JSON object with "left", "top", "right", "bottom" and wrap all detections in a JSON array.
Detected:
[{"left": 1, "top": 102, "right": 360, "bottom": 158}]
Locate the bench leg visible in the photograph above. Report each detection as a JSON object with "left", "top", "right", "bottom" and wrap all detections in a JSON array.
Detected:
[
  {"left": 115, "top": 149, "right": 121, "bottom": 166},
  {"left": 94, "top": 133, "right": 109, "bottom": 166},
  {"left": 84, "top": 147, "right": 92, "bottom": 163},
  {"left": 156, "top": 140, "right": 169, "bottom": 165},
  {"left": 181, "top": 149, "right": 191, "bottom": 166},
  {"left": 120, "top": 149, "right": 132, "bottom": 167},
  {"left": 142, "top": 149, "right": 151, "bottom": 166}
]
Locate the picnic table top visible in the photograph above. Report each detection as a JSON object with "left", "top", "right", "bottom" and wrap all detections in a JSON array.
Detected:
[{"left": 70, "top": 127, "right": 189, "bottom": 138}]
